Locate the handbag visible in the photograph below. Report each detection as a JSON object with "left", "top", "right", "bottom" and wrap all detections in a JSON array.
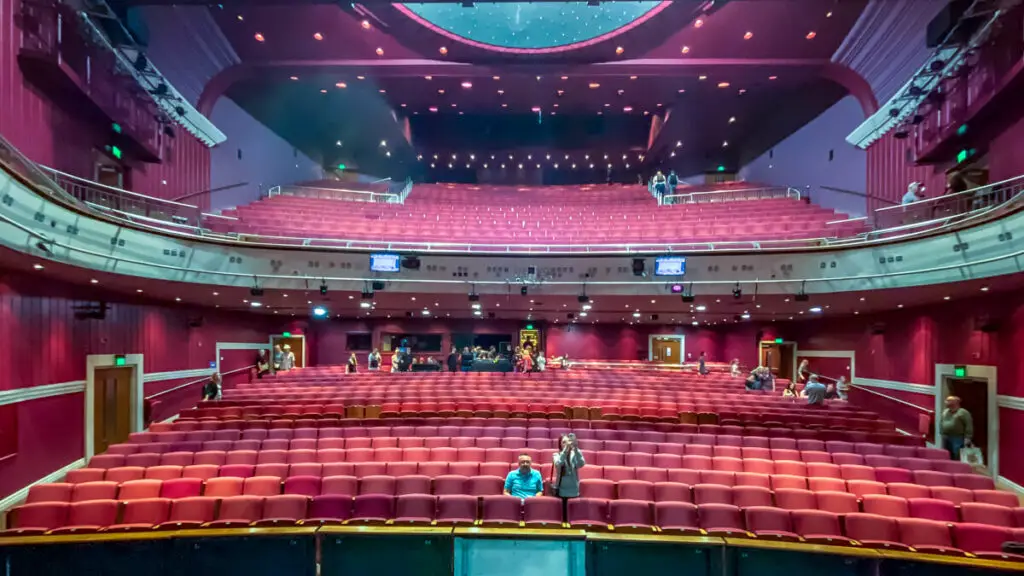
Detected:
[{"left": 960, "top": 446, "right": 985, "bottom": 468}]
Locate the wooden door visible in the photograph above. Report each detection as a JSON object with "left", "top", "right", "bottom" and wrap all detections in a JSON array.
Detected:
[
  {"left": 93, "top": 367, "right": 133, "bottom": 454},
  {"left": 652, "top": 338, "right": 680, "bottom": 363},
  {"left": 760, "top": 343, "right": 781, "bottom": 373}
]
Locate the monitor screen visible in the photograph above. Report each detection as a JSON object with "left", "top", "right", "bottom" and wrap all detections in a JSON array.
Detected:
[
  {"left": 654, "top": 256, "right": 686, "bottom": 276},
  {"left": 370, "top": 253, "right": 401, "bottom": 273}
]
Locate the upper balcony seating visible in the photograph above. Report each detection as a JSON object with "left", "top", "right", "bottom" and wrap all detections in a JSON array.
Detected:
[{"left": 213, "top": 183, "right": 867, "bottom": 244}]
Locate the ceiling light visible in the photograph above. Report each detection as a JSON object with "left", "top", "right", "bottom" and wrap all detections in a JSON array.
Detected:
[
  {"left": 250, "top": 302, "right": 262, "bottom": 308},
  {"left": 473, "top": 310, "right": 482, "bottom": 316},
  {"left": 32, "top": 264, "right": 43, "bottom": 270},
  {"left": 236, "top": 14, "right": 243, "bottom": 21},
  {"left": 289, "top": 76, "right": 298, "bottom": 81},
  {"left": 336, "top": 82, "right": 346, "bottom": 88},
  {"left": 254, "top": 33, "right": 264, "bottom": 42},
  {"left": 90, "top": 278, "right": 98, "bottom": 284},
  {"left": 439, "top": 46, "right": 448, "bottom": 55},
  {"left": 743, "top": 31, "right": 753, "bottom": 40},
  {"left": 313, "top": 32, "right": 323, "bottom": 41},
  {"left": 981, "top": 286, "right": 989, "bottom": 292},
  {"left": 729, "top": 116, "right": 736, "bottom": 123},
  {"left": 826, "top": 11, "right": 832, "bottom": 17},
  {"left": 806, "top": 31, "right": 817, "bottom": 40},
  {"left": 632, "top": 312, "right": 641, "bottom": 318},
  {"left": 375, "top": 47, "right": 384, "bottom": 55},
  {"left": 717, "top": 82, "right": 730, "bottom": 88},
  {"left": 313, "top": 306, "right": 328, "bottom": 317},
  {"left": 723, "top": 141, "right": 729, "bottom": 147},
  {"left": 699, "top": 75, "right": 707, "bottom": 81},
  {"left": 623, "top": 106, "right": 633, "bottom": 112},
  {"left": 589, "top": 83, "right": 600, "bottom": 89},
  {"left": 175, "top": 297, "right": 181, "bottom": 302},
  {"left": 136, "top": 289, "right": 143, "bottom": 293},
  {"left": 615, "top": 46, "right": 624, "bottom": 55},
  {"left": 681, "top": 46, "right": 690, "bottom": 54},
  {"left": 421, "top": 309, "right": 430, "bottom": 316},
  {"left": 768, "top": 75, "right": 778, "bottom": 80},
  {"left": 438, "top": 89, "right": 445, "bottom": 94},
  {"left": 694, "top": 18, "right": 704, "bottom": 28},
  {"left": 359, "top": 301, "right": 371, "bottom": 309},
  {"left": 319, "top": 89, "right": 327, "bottom": 93},
  {"left": 357, "top": 76, "right": 365, "bottom": 80},
  {"left": 809, "top": 307, "right": 823, "bottom": 313},
  {"left": 361, "top": 19, "right": 371, "bottom": 29},
  {"left": 493, "top": 76, "right": 500, "bottom": 80}
]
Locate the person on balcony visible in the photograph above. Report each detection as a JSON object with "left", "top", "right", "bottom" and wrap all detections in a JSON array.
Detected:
[
  {"left": 901, "top": 181, "right": 925, "bottom": 204},
  {"left": 652, "top": 171, "right": 668, "bottom": 201},
  {"left": 667, "top": 170, "right": 679, "bottom": 194}
]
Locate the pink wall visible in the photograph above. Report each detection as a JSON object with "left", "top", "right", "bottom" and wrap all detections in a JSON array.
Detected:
[
  {"left": 989, "top": 111, "right": 1024, "bottom": 183},
  {"left": 545, "top": 324, "right": 722, "bottom": 363},
  {"left": 0, "top": 0, "right": 210, "bottom": 201},
  {"left": 0, "top": 271, "right": 273, "bottom": 498}
]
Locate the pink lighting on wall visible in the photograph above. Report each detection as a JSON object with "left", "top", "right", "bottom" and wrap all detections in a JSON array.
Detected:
[
  {"left": 694, "top": 18, "right": 704, "bottom": 28},
  {"left": 375, "top": 47, "right": 384, "bottom": 55},
  {"left": 806, "top": 31, "right": 817, "bottom": 39},
  {"left": 743, "top": 31, "right": 753, "bottom": 40},
  {"left": 313, "top": 32, "right": 323, "bottom": 41},
  {"left": 253, "top": 33, "right": 265, "bottom": 42}
]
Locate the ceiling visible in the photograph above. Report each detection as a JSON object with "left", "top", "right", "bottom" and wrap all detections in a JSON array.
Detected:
[
  {"left": 194, "top": 0, "right": 871, "bottom": 178},
  {"left": 8, "top": 246, "right": 1020, "bottom": 328}
]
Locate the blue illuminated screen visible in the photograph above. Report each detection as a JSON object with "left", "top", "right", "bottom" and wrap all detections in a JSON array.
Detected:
[
  {"left": 654, "top": 256, "right": 686, "bottom": 276},
  {"left": 370, "top": 253, "right": 401, "bottom": 273}
]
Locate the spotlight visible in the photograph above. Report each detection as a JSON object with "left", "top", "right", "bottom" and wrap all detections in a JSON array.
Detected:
[
  {"left": 372, "top": 280, "right": 385, "bottom": 291},
  {"left": 582, "top": 304, "right": 592, "bottom": 311},
  {"left": 732, "top": 283, "right": 742, "bottom": 299},
  {"left": 174, "top": 106, "right": 186, "bottom": 116},
  {"left": 320, "top": 282, "right": 328, "bottom": 296},
  {"left": 809, "top": 307, "right": 823, "bottom": 313},
  {"left": 313, "top": 306, "right": 328, "bottom": 317},
  {"left": 577, "top": 294, "right": 590, "bottom": 304},
  {"left": 250, "top": 302, "right": 263, "bottom": 308},
  {"left": 741, "top": 313, "right": 751, "bottom": 319},
  {"left": 151, "top": 83, "right": 169, "bottom": 96},
  {"left": 359, "top": 301, "right": 371, "bottom": 309},
  {"left": 795, "top": 292, "right": 810, "bottom": 302},
  {"left": 695, "top": 305, "right": 707, "bottom": 312},
  {"left": 521, "top": 286, "right": 528, "bottom": 296},
  {"left": 632, "top": 312, "right": 641, "bottom": 318},
  {"left": 468, "top": 293, "right": 480, "bottom": 302},
  {"left": 471, "top": 303, "right": 481, "bottom": 310},
  {"left": 250, "top": 287, "right": 264, "bottom": 297}
]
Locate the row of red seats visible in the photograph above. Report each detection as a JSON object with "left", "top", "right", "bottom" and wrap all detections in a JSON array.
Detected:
[
  {"left": 91, "top": 446, "right": 972, "bottom": 477},
  {"left": 58, "top": 462, "right": 1000, "bottom": 505},
  {"left": 8, "top": 492, "right": 1021, "bottom": 560}
]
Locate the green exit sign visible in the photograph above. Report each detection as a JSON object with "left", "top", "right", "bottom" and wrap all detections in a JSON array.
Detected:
[
  {"left": 282, "top": 332, "right": 292, "bottom": 337},
  {"left": 954, "top": 365, "right": 967, "bottom": 378},
  {"left": 774, "top": 338, "right": 784, "bottom": 344},
  {"left": 114, "top": 355, "right": 127, "bottom": 366}
]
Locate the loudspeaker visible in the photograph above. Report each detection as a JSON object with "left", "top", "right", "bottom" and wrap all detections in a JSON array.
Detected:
[
  {"left": 631, "top": 258, "right": 646, "bottom": 277},
  {"left": 372, "top": 280, "right": 385, "bottom": 291},
  {"left": 401, "top": 256, "right": 421, "bottom": 270},
  {"left": 974, "top": 315, "right": 1001, "bottom": 333},
  {"left": 870, "top": 322, "right": 887, "bottom": 335},
  {"left": 926, "top": 0, "right": 983, "bottom": 47},
  {"left": 650, "top": 314, "right": 659, "bottom": 321},
  {"left": 187, "top": 316, "right": 204, "bottom": 328}
]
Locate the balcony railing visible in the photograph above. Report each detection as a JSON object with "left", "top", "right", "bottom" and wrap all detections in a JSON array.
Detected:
[
  {"left": 2, "top": 132, "right": 1022, "bottom": 255},
  {"left": 659, "top": 186, "right": 802, "bottom": 206},
  {"left": 268, "top": 184, "right": 403, "bottom": 204}
]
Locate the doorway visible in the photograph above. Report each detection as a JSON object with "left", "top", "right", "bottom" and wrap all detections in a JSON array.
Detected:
[
  {"left": 941, "top": 376, "right": 990, "bottom": 465},
  {"left": 92, "top": 367, "right": 133, "bottom": 454},
  {"left": 271, "top": 335, "right": 306, "bottom": 368},
  {"left": 759, "top": 341, "right": 795, "bottom": 380},
  {"left": 648, "top": 335, "right": 684, "bottom": 365}
]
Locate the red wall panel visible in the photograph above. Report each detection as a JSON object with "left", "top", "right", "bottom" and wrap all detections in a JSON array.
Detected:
[
  {"left": 865, "top": 132, "right": 948, "bottom": 211},
  {"left": 0, "top": 271, "right": 273, "bottom": 498},
  {"left": 0, "top": 0, "right": 210, "bottom": 202},
  {"left": 988, "top": 111, "right": 1024, "bottom": 183}
]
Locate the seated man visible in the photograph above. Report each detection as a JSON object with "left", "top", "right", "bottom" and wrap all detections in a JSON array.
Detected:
[
  {"left": 503, "top": 453, "right": 544, "bottom": 499},
  {"left": 803, "top": 375, "right": 827, "bottom": 406}
]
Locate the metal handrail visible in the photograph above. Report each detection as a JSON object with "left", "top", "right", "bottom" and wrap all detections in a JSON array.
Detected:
[
  {"left": 660, "top": 186, "right": 801, "bottom": 206},
  {"left": 269, "top": 184, "right": 401, "bottom": 204},
  {"left": 849, "top": 383, "right": 935, "bottom": 415}
]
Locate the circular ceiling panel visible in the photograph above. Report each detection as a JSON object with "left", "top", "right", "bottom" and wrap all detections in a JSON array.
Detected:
[{"left": 396, "top": 2, "right": 668, "bottom": 53}]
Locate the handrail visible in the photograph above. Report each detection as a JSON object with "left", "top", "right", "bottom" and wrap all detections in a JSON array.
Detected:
[
  {"left": 270, "top": 184, "right": 400, "bottom": 204},
  {"left": 145, "top": 365, "right": 255, "bottom": 400},
  {"left": 848, "top": 383, "right": 935, "bottom": 415},
  {"left": 172, "top": 181, "right": 251, "bottom": 203},
  {"left": 661, "top": 186, "right": 799, "bottom": 206},
  {"left": 40, "top": 167, "right": 199, "bottom": 208},
  {"left": 820, "top": 185, "right": 900, "bottom": 207}
]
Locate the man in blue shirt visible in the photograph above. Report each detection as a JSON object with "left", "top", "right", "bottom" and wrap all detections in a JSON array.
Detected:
[
  {"left": 803, "top": 376, "right": 827, "bottom": 406},
  {"left": 504, "top": 454, "right": 544, "bottom": 498}
]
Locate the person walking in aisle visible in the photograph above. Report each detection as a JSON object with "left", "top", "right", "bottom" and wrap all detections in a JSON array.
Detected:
[{"left": 941, "top": 396, "right": 974, "bottom": 460}]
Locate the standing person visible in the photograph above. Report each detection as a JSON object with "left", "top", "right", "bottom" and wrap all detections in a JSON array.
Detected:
[
  {"left": 347, "top": 352, "right": 358, "bottom": 374},
  {"left": 552, "top": 433, "right": 585, "bottom": 517},
  {"left": 667, "top": 170, "right": 679, "bottom": 194},
  {"left": 255, "top": 350, "right": 270, "bottom": 379},
  {"left": 836, "top": 376, "right": 850, "bottom": 401},
  {"left": 941, "top": 396, "right": 974, "bottom": 460},
  {"left": 368, "top": 349, "right": 381, "bottom": 372},
  {"left": 280, "top": 344, "right": 296, "bottom": 371},
  {"left": 272, "top": 344, "right": 284, "bottom": 371},
  {"left": 698, "top": 351, "right": 708, "bottom": 376},
  {"left": 201, "top": 372, "right": 222, "bottom": 401},
  {"left": 652, "top": 170, "right": 667, "bottom": 202},
  {"left": 901, "top": 181, "right": 924, "bottom": 205},
  {"left": 447, "top": 346, "right": 459, "bottom": 373},
  {"left": 460, "top": 347, "right": 474, "bottom": 372},
  {"left": 536, "top": 352, "right": 546, "bottom": 372},
  {"left": 797, "top": 360, "right": 810, "bottom": 385},
  {"left": 730, "top": 358, "right": 741, "bottom": 377}
]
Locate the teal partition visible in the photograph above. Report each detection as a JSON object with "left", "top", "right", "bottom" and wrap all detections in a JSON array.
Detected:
[
  {"left": 320, "top": 526, "right": 453, "bottom": 576},
  {"left": 454, "top": 528, "right": 586, "bottom": 576},
  {"left": 587, "top": 533, "right": 721, "bottom": 576}
]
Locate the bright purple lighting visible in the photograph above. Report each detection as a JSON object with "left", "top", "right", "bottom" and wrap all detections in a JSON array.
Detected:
[{"left": 671, "top": 284, "right": 683, "bottom": 293}]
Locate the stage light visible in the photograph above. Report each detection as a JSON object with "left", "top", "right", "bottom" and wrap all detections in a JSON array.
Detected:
[{"left": 313, "top": 306, "right": 328, "bottom": 317}]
